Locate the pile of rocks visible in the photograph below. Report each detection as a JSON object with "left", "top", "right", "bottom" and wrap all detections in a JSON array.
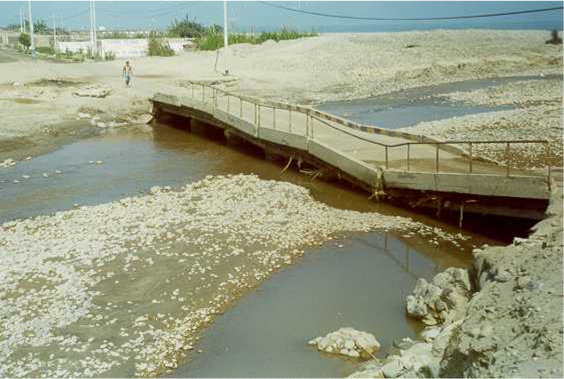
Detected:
[{"left": 309, "top": 328, "right": 380, "bottom": 359}]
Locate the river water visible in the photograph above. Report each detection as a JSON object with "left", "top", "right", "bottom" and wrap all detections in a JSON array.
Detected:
[
  {"left": 317, "top": 75, "right": 558, "bottom": 128},
  {"left": 0, "top": 119, "right": 491, "bottom": 378}
]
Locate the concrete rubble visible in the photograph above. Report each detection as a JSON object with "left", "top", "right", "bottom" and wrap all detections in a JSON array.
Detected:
[{"left": 309, "top": 328, "right": 381, "bottom": 359}]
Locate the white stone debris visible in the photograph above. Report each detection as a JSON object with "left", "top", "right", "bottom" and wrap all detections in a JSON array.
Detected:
[
  {"left": 0, "top": 174, "right": 468, "bottom": 378},
  {"left": 309, "top": 327, "right": 380, "bottom": 359},
  {"left": 0, "top": 158, "right": 16, "bottom": 168},
  {"left": 406, "top": 268, "right": 471, "bottom": 326},
  {"left": 72, "top": 85, "right": 112, "bottom": 98}
]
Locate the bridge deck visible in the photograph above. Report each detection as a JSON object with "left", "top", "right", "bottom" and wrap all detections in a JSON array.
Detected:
[{"left": 152, "top": 83, "right": 558, "bottom": 202}]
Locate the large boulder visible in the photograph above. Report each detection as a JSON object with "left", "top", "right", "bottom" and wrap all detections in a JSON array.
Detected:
[
  {"left": 406, "top": 268, "right": 471, "bottom": 326},
  {"left": 309, "top": 327, "right": 380, "bottom": 359},
  {"left": 348, "top": 342, "right": 440, "bottom": 378}
]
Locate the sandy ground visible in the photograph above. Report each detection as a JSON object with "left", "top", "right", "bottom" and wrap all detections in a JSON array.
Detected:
[{"left": 0, "top": 29, "right": 562, "bottom": 163}]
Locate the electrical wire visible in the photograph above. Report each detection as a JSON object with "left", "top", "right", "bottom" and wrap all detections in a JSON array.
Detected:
[
  {"left": 60, "top": 9, "right": 90, "bottom": 22},
  {"left": 97, "top": 2, "right": 198, "bottom": 20},
  {"left": 258, "top": 1, "right": 564, "bottom": 22}
]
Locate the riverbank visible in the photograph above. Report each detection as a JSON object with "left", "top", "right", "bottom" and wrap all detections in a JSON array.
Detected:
[
  {"left": 349, "top": 187, "right": 563, "bottom": 378},
  {"left": 0, "top": 30, "right": 562, "bottom": 163}
]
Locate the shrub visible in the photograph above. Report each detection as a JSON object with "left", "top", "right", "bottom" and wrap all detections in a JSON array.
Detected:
[
  {"left": 195, "top": 27, "right": 318, "bottom": 51},
  {"left": 147, "top": 31, "right": 175, "bottom": 57},
  {"left": 104, "top": 51, "right": 116, "bottom": 61},
  {"left": 18, "top": 33, "right": 31, "bottom": 51},
  {"left": 36, "top": 46, "right": 55, "bottom": 55}
]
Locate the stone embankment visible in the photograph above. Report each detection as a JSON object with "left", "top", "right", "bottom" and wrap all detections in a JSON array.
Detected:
[{"left": 349, "top": 187, "right": 563, "bottom": 378}]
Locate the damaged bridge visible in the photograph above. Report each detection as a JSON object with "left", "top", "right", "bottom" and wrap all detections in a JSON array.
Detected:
[{"left": 151, "top": 82, "right": 561, "bottom": 222}]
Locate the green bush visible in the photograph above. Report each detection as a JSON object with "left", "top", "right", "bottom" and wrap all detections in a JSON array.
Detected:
[
  {"left": 55, "top": 49, "right": 86, "bottom": 62},
  {"left": 147, "top": 31, "right": 175, "bottom": 57},
  {"left": 195, "top": 26, "right": 318, "bottom": 51},
  {"left": 104, "top": 51, "right": 116, "bottom": 61},
  {"left": 18, "top": 33, "right": 31, "bottom": 51},
  {"left": 36, "top": 46, "right": 55, "bottom": 55}
]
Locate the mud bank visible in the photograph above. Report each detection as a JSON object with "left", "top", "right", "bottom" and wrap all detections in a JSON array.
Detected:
[{"left": 349, "top": 188, "right": 563, "bottom": 378}]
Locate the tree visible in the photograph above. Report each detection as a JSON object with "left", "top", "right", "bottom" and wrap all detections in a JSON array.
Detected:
[
  {"left": 19, "top": 33, "right": 31, "bottom": 51},
  {"left": 33, "top": 19, "right": 49, "bottom": 34},
  {"left": 4, "top": 24, "right": 20, "bottom": 31},
  {"left": 168, "top": 15, "right": 206, "bottom": 38}
]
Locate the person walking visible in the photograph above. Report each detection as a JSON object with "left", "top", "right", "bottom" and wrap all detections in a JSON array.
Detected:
[{"left": 122, "top": 61, "right": 133, "bottom": 87}]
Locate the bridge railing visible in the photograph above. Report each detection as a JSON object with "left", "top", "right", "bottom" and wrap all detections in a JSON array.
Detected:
[{"left": 183, "top": 81, "right": 555, "bottom": 182}]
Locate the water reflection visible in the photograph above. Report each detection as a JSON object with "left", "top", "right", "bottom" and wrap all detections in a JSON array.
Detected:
[{"left": 170, "top": 232, "right": 455, "bottom": 378}]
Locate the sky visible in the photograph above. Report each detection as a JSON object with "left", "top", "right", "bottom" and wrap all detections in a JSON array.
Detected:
[{"left": 0, "top": 1, "right": 562, "bottom": 32}]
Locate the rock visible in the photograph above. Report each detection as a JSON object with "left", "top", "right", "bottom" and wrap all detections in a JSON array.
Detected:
[
  {"left": 73, "top": 85, "right": 112, "bottom": 98},
  {"left": 0, "top": 159, "right": 17, "bottom": 168},
  {"left": 406, "top": 268, "right": 471, "bottom": 326},
  {"left": 309, "top": 327, "right": 380, "bottom": 359},
  {"left": 515, "top": 276, "right": 532, "bottom": 290},
  {"left": 127, "top": 113, "right": 154, "bottom": 124},
  {"left": 349, "top": 342, "right": 440, "bottom": 378}
]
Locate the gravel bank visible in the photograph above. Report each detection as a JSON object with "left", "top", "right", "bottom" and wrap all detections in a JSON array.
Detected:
[
  {"left": 399, "top": 77, "right": 562, "bottom": 169},
  {"left": 0, "top": 174, "right": 469, "bottom": 377}
]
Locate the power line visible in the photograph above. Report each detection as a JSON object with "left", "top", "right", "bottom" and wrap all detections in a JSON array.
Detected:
[
  {"left": 96, "top": 1, "right": 192, "bottom": 17},
  {"left": 61, "top": 9, "right": 89, "bottom": 22},
  {"left": 258, "top": 2, "right": 564, "bottom": 22},
  {"left": 97, "top": 2, "right": 198, "bottom": 20}
]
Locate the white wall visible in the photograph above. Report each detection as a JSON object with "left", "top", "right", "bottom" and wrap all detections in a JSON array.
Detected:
[{"left": 57, "top": 38, "right": 194, "bottom": 58}]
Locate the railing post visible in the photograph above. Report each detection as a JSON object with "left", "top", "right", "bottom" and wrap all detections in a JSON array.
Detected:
[
  {"left": 306, "top": 112, "right": 310, "bottom": 138},
  {"left": 254, "top": 103, "right": 257, "bottom": 125},
  {"left": 201, "top": 84, "right": 205, "bottom": 102},
  {"left": 212, "top": 88, "right": 216, "bottom": 109},
  {"left": 406, "top": 144, "right": 410, "bottom": 171},
  {"left": 258, "top": 104, "right": 261, "bottom": 128},
  {"left": 506, "top": 142, "right": 511, "bottom": 177},
  {"left": 311, "top": 115, "right": 314, "bottom": 139},
  {"left": 469, "top": 142, "right": 473, "bottom": 174},
  {"left": 289, "top": 109, "right": 292, "bottom": 133},
  {"left": 546, "top": 143, "right": 552, "bottom": 189},
  {"left": 227, "top": 95, "right": 230, "bottom": 113},
  {"left": 273, "top": 108, "right": 276, "bottom": 129},
  {"left": 240, "top": 97, "right": 243, "bottom": 118},
  {"left": 436, "top": 144, "right": 440, "bottom": 173},
  {"left": 385, "top": 146, "right": 389, "bottom": 169}
]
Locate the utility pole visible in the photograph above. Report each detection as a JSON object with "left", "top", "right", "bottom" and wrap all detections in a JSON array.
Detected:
[
  {"left": 28, "top": 0, "right": 35, "bottom": 59},
  {"left": 223, "top": 0, "right": 229, "bottom": 75},
  {"left": 52, "top": 14, "right": 57, "bottom": 52},
  {"left": 89, "top": 0, "right": 98, "bottom": 58},
  {"left": 19, "top": 8, "right": 23, "bottom": 33}
]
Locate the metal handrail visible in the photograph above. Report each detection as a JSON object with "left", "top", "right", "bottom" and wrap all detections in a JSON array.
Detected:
[{"left": 184, "top": 81, "right": 554, "bottom": 180}]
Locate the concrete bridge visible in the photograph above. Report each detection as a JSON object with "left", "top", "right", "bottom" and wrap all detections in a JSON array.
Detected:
[{"left": 151, "top": 82, "right": 560, "bottom": 221}]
